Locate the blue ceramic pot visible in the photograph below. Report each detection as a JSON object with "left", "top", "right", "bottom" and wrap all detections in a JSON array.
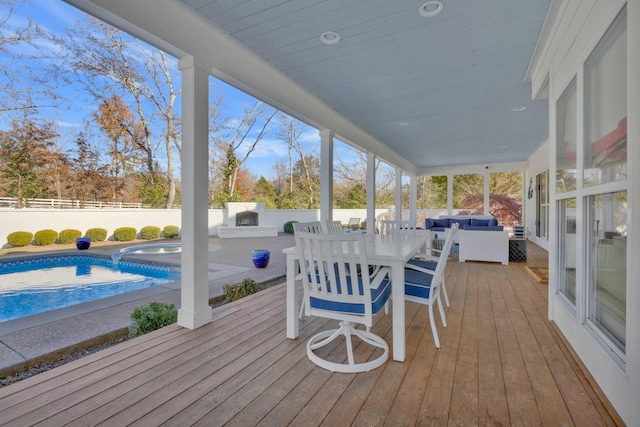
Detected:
[
  {"left": 76, "top": 237, "right": 92, "bottom": 250},
  {"left": 252, "top": 249, "right": 270, "bottom": 268}
]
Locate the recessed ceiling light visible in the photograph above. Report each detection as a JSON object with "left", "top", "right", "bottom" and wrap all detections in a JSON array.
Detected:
[
  {"left": 419, "top": 1, "right": 444, "bottom": 18},
  {"left": 320, "top": 31, "right": 340, "bottom": 45},
  {"left": 398, "top": 121, "right": 410, "bottom": 126},
  {"left": 512, "top": 106, "right": 527, "bottom": 112}
]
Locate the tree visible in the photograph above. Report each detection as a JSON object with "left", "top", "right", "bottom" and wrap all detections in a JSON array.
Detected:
[
  {"left": 253, "top": 176, "right": 277, "bottom": 208},
  {"left": 93, "top": 96, "right": 140, "bottom": 201},
  {"left": 417, "top": 175, "right": 447, "bottom": 209},
  {"left": 212, "top": 101, "right": 277, "bottom": 204},
  {"left": 0, "top": 1, "right": 60, "bottom": 116},
  {"left": 53, "top": 16, "right": 180, "bottom": 207},
  {"left": 0, "top": 116, "right": 57, "bottom": 207},
  {"left": 68, "top": 132, "right": 109, "bottom": 206}
]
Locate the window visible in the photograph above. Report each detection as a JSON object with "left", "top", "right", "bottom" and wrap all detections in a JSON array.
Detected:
[
  {"left": 536, "top": 171, "right": 549, "bottom": 239},
  {"left": 586, "top": 191, "right": 627, "bottom": 354},
  {"left": 584, "top": 9, "right": 627, "bottom": 187},
  {"left": 556, "top": 78, "right": 577, "bottom": 193},
  {"left": 557, "top": 198, "right": 577, "bottom": 305}
]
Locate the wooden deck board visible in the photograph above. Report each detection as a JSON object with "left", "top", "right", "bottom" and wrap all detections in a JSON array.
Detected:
[{"left": 0, "top": 243, "right": 622, "bottom": 426}]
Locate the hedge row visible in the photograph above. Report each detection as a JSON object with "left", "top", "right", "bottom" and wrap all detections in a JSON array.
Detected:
[{"left": 5, "top": 225, "right": 180, "bottom": 247}]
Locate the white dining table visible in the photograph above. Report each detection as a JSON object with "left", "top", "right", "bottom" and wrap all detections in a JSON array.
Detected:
[{"left": 283, "top": 230, "right": 430, "bottom": 362}]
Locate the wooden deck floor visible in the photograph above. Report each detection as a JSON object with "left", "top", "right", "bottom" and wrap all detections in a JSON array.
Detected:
[{"left": 0, "top": 243, "right": 621, "bottom": 426}]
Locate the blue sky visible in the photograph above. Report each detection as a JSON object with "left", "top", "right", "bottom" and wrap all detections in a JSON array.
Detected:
[{"left": 1, "top": 0, "right": 361, "bottom": 179}]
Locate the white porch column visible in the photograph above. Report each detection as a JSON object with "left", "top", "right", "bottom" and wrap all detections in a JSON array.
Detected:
[
  {"left": 319, "top": 129, "right": 334, "bottom": 223},
  {"left": 366, "top": 152, "right": 376, "bottom": 233},
  {"left": 395, "top": 167, "right": 403, "bottom": 221},
  {"left": 177, "top": 56, "right": 212, "bottom": 329},
  {"left": 410, "top": 174, "right": 417, "bottom": 226}
]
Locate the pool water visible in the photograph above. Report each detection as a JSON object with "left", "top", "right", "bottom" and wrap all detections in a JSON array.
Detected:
[{"left": 0, "top": 255, "right": 181, "bottom": 322}]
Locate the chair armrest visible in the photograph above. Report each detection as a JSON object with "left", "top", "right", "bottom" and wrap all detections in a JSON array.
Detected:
[
  {"left": 369, "top": 266, "right": 391, "bottom": 289},
  {"left": 405, "top": 263, "right": 437, "bottom": 277},
  {"left": 413, "top": 251, "right": 439, "bottom": 262}
]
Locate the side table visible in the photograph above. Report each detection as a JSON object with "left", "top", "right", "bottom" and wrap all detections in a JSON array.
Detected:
[{"left": 509, "top": 238, "right": 527, "bottom": 262}]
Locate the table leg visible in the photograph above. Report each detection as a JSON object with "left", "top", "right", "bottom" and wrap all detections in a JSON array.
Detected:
[
  {"left": 286, "top": 254, "right": 299, "bottom": 339},
  {"left": 391, "top": 259, "right": 406, "bottom": 361}
]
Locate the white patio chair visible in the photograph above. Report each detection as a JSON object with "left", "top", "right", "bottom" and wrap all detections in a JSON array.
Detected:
[
  {"left": 347, "top": 217, "right": 361, "bottom": 231},
  {"left": 404, "top": 224, "right": 457, "bottom": 348},
  {"left": 407, "top": 222, "right": 459, "bottom": 307},
  {"left": 294, "top": 231, "right": 391, "bottom": 373},
  {"left": 293, "top": 221, "right": 323, "bottom": 234},
  {"left": 324, "top": 219, "right": 344, "bottom": 234},
  {"left": 379, "top": 220, "right": 415, "bottom": 235},
  {"left": 293, "top": 221, "right": 324, "bottom": 319}
]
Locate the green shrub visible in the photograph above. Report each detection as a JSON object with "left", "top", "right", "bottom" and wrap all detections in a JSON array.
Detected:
[
  {"left": 85, "top": 228, "right": 108, "bottom": 242},
  {"left": 59, "top": 229, "right": 82, "bottom": 244},
  {"left": 140, "top": 226, "right": 161, "bottom": 240},
  {"left": 34, "top": 229, "right": 58, "bottom": 246},
  {"left": 7, "top": 231, "right": 33, "bottom": 247},
  {"left": 129, "top": 302, "right": 178, "bottom": 338},
  {"left": 283, "top": 221, "right": 298, "bottom": 234},
  {"left": 113, "top": 227, "right": 137, "bottom": 242},
  {"left": 163, "top": 225, "right": 180, "bottom": 239},
  {"left": 223, "top": 278, "right": 259, "bottom": 303}
]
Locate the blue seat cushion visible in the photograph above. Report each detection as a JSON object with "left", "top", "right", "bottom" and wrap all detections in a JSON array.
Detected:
[
  {"left": 407, "top": 259, "right": 437, "bottom": 270},
  {"left": 430, "top": 227, "right": 446, "bottom": 232},
  {"left": 310, "top": 274, "right": 391, "bottom": 316},
  {"left": 404, "top": 268, "right": 434, "bottom": 299},
  {"left": 463, "top": 225, "right": 504, "bottom": 231}
]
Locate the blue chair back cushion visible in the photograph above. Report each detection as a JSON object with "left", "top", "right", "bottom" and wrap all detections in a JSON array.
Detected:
[
  {"left": 309, "top": 276, "right": 391, "bottom": 315},
  {"left": 404, "top": 268, "right": 434, "bottom": 299},
  {"left": 424, "top": 218, "right": 435, "bottom": 229},
  {"left": 450, "top": 218, "right": 470, "bottom": 228},
  {"left": 433, "top": 218, "right": 449, "bottom": 228}
]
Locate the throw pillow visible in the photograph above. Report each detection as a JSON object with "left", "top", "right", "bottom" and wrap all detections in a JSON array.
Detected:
[
  {"left": 425, "top": 218, "right": 435, "bottom": 229},
  {"left": 488, "top": 218, "right": 499, "bottom": 226},
  {"left": 470, "top": 218, "right": 490, "bottom": 226}
]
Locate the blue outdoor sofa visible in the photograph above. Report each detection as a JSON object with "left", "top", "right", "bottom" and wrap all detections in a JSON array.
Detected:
[{"left": 424, "top": 216, "right": 504, "bottom": 232}]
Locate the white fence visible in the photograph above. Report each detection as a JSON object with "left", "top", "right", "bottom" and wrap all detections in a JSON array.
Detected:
[{"left": 0, "top": 197, "right": 147, "bottom": 209}]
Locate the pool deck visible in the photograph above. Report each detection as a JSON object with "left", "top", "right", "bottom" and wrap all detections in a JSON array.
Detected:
[{"left": 0, "top": 234, "right": 294, "bottom": 375}]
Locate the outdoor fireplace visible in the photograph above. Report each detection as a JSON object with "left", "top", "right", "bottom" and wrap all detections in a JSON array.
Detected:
[
  {"left": 218, "top": 202, "right": 278, "bottom": 238},
  {"left": 236, "top": 211, "right": 258, "bottom": 227}
]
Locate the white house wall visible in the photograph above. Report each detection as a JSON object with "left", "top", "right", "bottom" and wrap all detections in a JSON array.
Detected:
[
  {"left": 525, "top": 140, "right": 550, "bottom": 251},
  {"left": 528, "top": 0, "right": 637, "bottom": 424}
]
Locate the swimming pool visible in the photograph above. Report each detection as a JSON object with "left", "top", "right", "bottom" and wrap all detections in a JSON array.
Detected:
[{"left": 0, "top": 255, "right": 181, "bottom": 322}]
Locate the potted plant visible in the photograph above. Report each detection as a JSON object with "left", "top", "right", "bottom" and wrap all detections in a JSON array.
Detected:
[
  {"left": 76, "top": 237, "right": 92, "bottom": 250},
  {"left": 252, "top": 249, "right": 270, "bottom": 268}
]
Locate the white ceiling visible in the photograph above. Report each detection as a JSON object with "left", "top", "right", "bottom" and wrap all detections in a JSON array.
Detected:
[{"left": 68, "top": 0, "right": 551, "bottom": 172}]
